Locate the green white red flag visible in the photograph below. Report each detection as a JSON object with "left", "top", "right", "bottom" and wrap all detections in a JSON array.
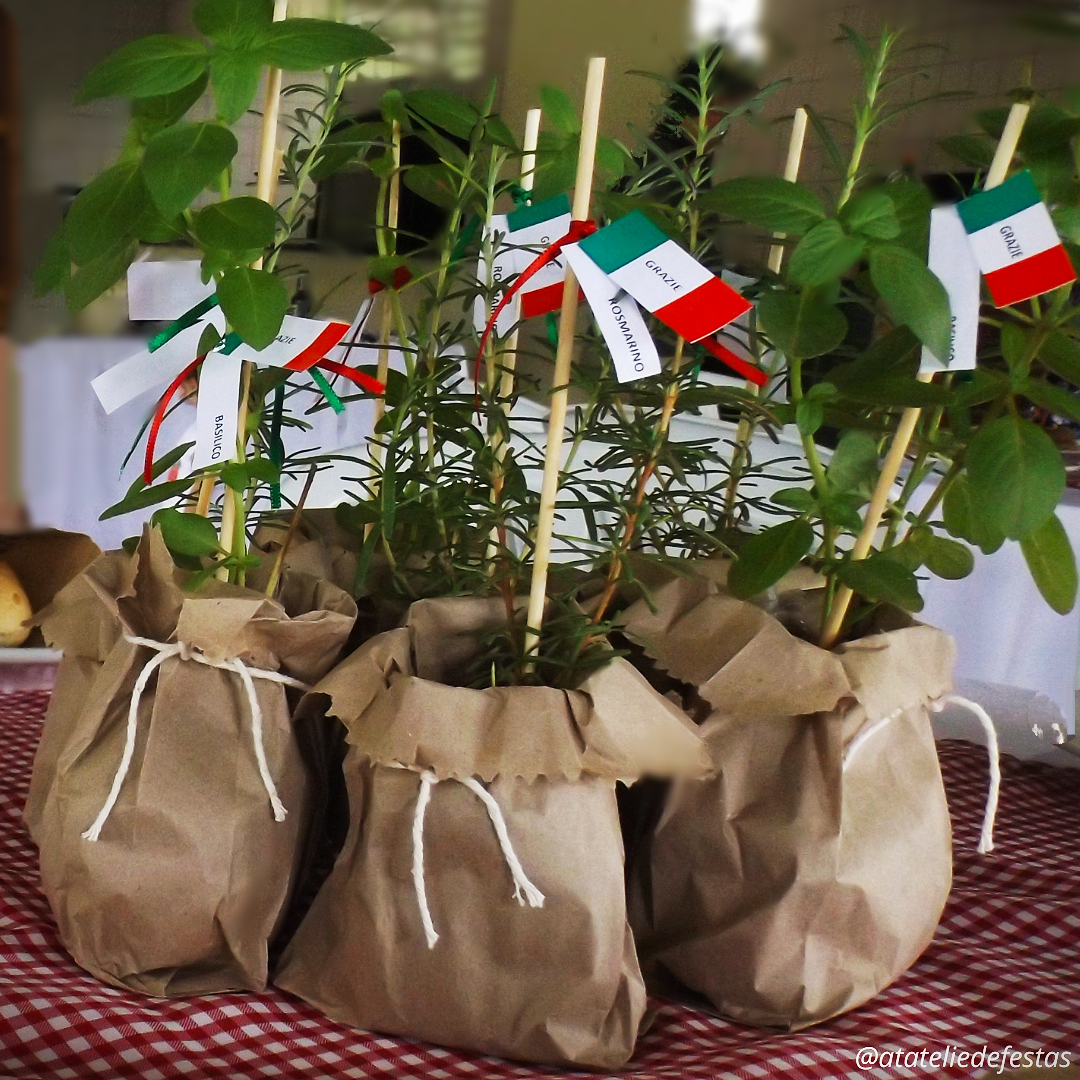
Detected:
[
  {"left": 577, "top": 211, "right": 752, "bottom": 342},
  {"left": 957, "top": 170, "right": 1076, "bottom": 308}
]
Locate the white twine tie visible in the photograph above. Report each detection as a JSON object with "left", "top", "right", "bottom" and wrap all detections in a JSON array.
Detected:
[
  {"left": 82, "top": 635, "right": 312, "bottom": 842},
  {"left": 410, "top": 770, "right": 545, "bottom": 949},
  {"left": 842, "top": 693, "right": 1001, "bottom": 855}
]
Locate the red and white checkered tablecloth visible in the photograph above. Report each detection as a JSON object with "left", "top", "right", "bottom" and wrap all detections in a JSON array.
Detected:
[{"left": 0, "top": 690, "right": 1078, "bottom": 1080}]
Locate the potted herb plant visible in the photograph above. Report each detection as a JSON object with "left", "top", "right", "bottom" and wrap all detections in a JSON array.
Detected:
[{"left": 25, "top": 0, "right": 393, "bottom": 996}]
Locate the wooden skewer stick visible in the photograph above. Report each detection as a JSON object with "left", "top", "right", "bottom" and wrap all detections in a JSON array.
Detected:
[
  {"left": 768, "top": 108, "right": 809, "bottom": 273},
  {"left": 724, "top": 108, "right": 809, "bottom": 520},
  {"left": 217, "top": 0, "right": 289, "bottom": 578},
  {"left": 522, "top": 58, "right": 606, "bottom": 668},
  {"left": 819, "top": 100, "right": 1031, "bottom": 648},
  {"left": 486, "top": 107, "right": 542, "bottom": 564}
]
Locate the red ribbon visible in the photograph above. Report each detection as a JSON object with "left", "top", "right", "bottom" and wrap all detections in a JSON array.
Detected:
[
  {"left": 475, "top": 218, "right": 598, "bottom": 394},
  {"left": 142, "top": 357, "right": 386, "bottom": 486},
  {"left": 699, "top": 336, "right": 769, "bottom": 387},
  {"left": 368, "top": 266, "right": 414, "bottom": 295}
]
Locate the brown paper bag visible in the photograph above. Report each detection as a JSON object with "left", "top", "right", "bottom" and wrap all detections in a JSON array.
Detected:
[
  {"left": 275, "top": 596, "right": 709, "bottom": 1070},
  {"left": 620, "top": 565, "right": 955, "bottom": 1030},
  {"left": 24, "top": 527, "right": 356, "bottom": 996}
]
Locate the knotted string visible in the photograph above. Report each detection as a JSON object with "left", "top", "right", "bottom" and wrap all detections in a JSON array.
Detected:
[
  {"left": 82, "top": 635, "right": 313, "bottom": 842},
  {"left": 475, "top": 218, "right": 599, "bottom": 399},
  {"left": 842, "top": 692, "right": 1001, "bottom": 855},
  {"left": 410, "top": 769, "right": 545, "bottom": 949}
]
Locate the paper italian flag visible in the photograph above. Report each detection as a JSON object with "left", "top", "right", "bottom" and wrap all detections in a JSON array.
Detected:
[
  {"left": 578, "top": 211, "right": 752, "bottom": 342},
  {"left": 957, "top": 170, "right": 1076, "bottom": 308},
  {"left": 504, "top": 193, "right": 573, "bottom": 318}
]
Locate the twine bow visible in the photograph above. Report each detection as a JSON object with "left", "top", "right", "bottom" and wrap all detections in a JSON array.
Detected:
[
  {"left": 82, "top": 635, "right": 313, "bottom": 842},
  {"left": 410, "top": 769, "right": 545, "bottom": 949},
  {"left": 842, "top": 693, "right": 1001, "bottom": 855}
]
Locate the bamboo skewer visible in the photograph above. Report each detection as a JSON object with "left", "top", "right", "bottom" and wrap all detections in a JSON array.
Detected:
[
  {"left": 486, "top": 107, "right": 542, "bottom": 564},
  {"left": 217, "top": 0, "right": 289, "bottom": 578},
  {"left": 723, "top": 108, "right": 809, "bottom": 521},
  {"left": 819, "top": 100, "right": 1031, "bottom": 648},
  {"left": 523, "top": 58, "right": 606, "bottom": 668}
]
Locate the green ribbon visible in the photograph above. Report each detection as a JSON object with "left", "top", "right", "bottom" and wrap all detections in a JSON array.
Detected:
[
  {"left": 310, "top": 367, "right": 345, "bottom": 414},
  {"left": 147, "top": 294, "right": 218, "bottom": 353}
]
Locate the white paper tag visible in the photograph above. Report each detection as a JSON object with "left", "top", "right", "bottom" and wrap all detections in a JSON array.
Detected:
[
  {"left": 473, "top": 214, "right": 521, "bottom": 336},
  {"left": 921, "top": 205, "right": 981, "bottom": 373},
  {"left": 92, "top": 310, "right": 227, "bottom": 414},
  {"left": 217, "top": 315, "right": 350, "bottom": 370},
  {"left": 127, "top": 261, "right": 215, "bottom": 322},
  {"left": 563, "top": 243, "right": 661, "bottom": 383},
  {"left": 192, "top": 353, "right": 243, "bottom": 470},
  {"left": 326, "top": 297, "right": 376, "bottom": 364}
]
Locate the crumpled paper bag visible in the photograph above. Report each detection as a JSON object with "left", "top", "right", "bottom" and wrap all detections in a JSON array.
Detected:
[
  {"left": 275, "top": 595, "right": 709, "bottom": 1069},
  {"left": 24, "top": 527, "right": 356, "bottom": 996},
  {"left": 619, "top": 563, "right": 955, "bottom": 1030}
]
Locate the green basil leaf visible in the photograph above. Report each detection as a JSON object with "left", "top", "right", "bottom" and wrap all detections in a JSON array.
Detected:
[
  {"left": 151, "top": 507, "right": 223, "bottom": 557},
  {"left": 1018, "top": 379, "right": 1080, "bottom": 425},
  {"left": 539, "top": 85, "right": 579, "bottom": 135},
  {"left": 886, "top": 179, "right": 933, "bottom": 258},
  {"left": 219, "top": 462, "right": 249, "bottom": 491},
  {"left": 772, "top": 486, "right": 815, "bottom": 511},
  {"left": 131, "top": 72, "right": 210, "bottom": 137},
  {"left": 920, "top": 535, "right": 975, "bottom": 580},
  {"left": 194, "top": 0, "right": 273, "bottom": 39},
  {"left": 942, "top": 474, "right": 1006, "bottom": 555},
  {"left": 403, "top": 162, "right": 457, "bottom": 209},
  {"left": 1020, "top": 511, "right": 1078, "bottom": 614},
  {"left": 938, "top": 134, "right": 995, "bottom": 170},
  {"left": 827, "top": 430, "right": 879, "bottom": 494},
  {"left": 128, "top": 441, "right": 196, "bottom": 496},
  {"left": 252, "top": 19, "right": 392, "bottom": 70},
  {"left": 727, "top": 519, "right": 815, "bottom": 599},
  {"left": 217, "top": 266, "right": 289, "bottom": 349},
  {"left": 1052, "top": 206, "right": 1080, "bottom": 245},
  {"left": 789, "top": 220, "right": 865, "bottom": 288},
  {"left": 78, "top": 36, "right": 210, "bottom": 103},
  {"left": 100, "top": 477, "right": 195, "bottom": 520},
  {"left": 64, "top": 161, "right": 150, "bottom": 265},
  {"left": 699, "top": 177, "right": 827, "bottom": 235},
  {"left": 64, "top": 240, "right": 138, "bottom": 313},
  {"left": 1039, "top": 330, "right": 1080, "bottom": 385},
  {"left": 142, "top": 122, "right": 239, "bottom": 218},
  {"left": 836, "top": 555, "right": 924, "bottom": 612},
  {"left": 194, "top": 196, "right": 277, "bottom": 250},
  {"left": 869, "top": 244, "right": 951, "bottom": 363},
  {"left": 796, "top": 397, "right": 825, "bottom": 436},
  {"left": 209, "top": 48, "right": 263, "bottom": 123},
  {"left": 966, "top": 415, "right": 1065, "bottom": 541},
  {"left": 245, "top": 457, "right": 281, "bottom": 484},
  {"left": 34, "top": 230, "right": 71, "bottom": 298},
  {"left": 839, "top": 188, "right": 900, "bottom": 240},
  {"left": 758, "top": 290, "right": 848, "bottom": 360},
  {"left": 405, "top": 88, "right": 478, "bottom": 139}
]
